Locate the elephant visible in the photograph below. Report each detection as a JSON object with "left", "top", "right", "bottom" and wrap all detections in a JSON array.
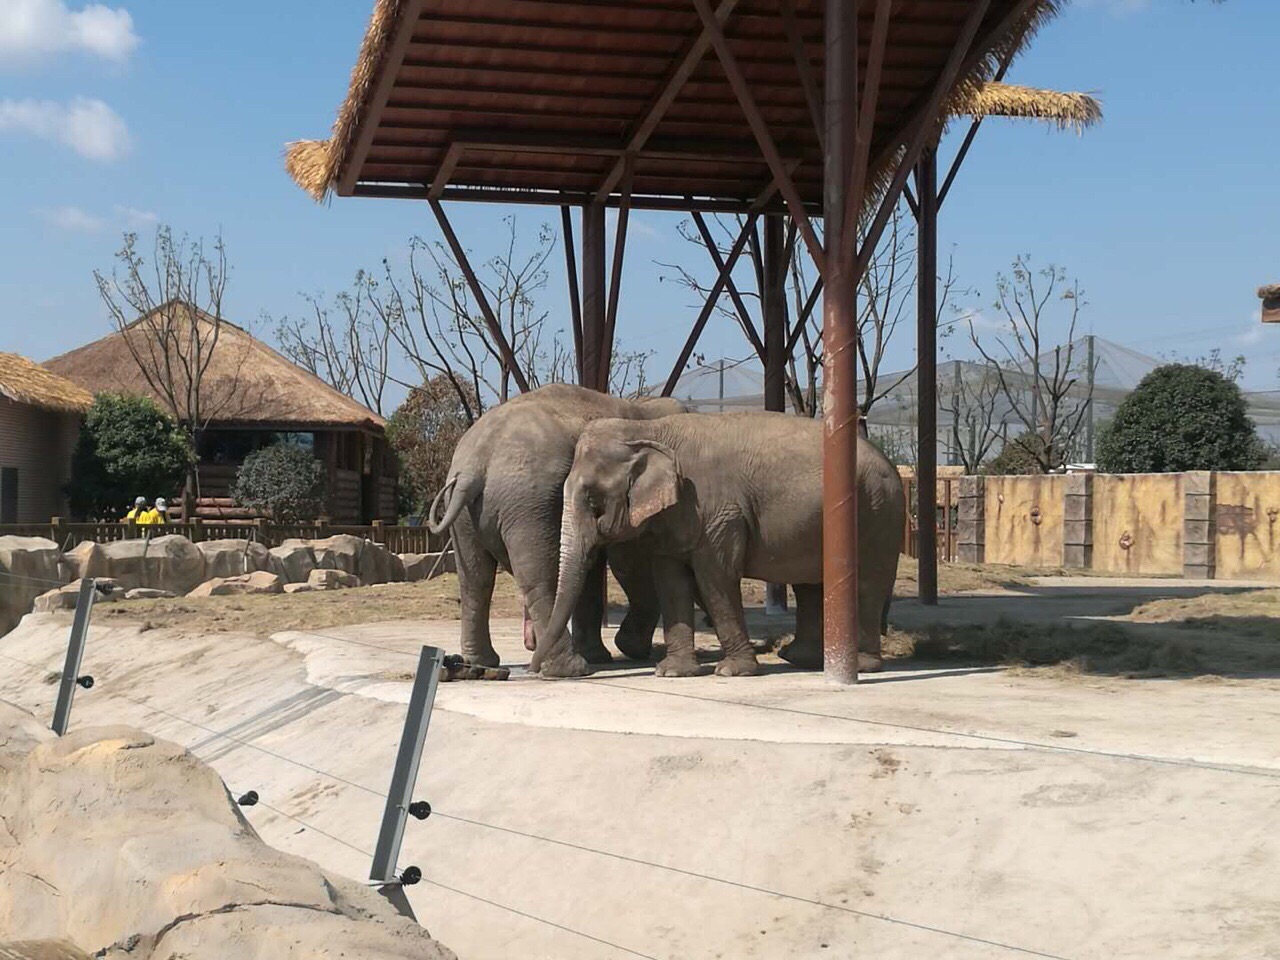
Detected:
[
  {"left": 538, "top": 411, "right": 905, "bottom": 678},
  {"left": 427, "top": 383, "right": 687, "bottom": 674}
]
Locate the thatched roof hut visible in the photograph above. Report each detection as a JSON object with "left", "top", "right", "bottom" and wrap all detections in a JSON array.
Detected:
[
  {"left": 1260, "top": 284, "right": 1280, "bottom": 324},
  {"left": 0, "top": 353, "right": 93, "bottom": 415},
  {"left": 44, "top": 303, "right": 384, "bottom": 431}
]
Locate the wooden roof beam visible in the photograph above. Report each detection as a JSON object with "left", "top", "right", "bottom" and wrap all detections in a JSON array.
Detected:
[{"left": 595, "top": 0, "right": 742, "bottom": 202}]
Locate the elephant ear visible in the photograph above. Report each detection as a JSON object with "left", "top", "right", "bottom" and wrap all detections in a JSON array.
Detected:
[{"left": 625, "top": 440, "right": 680, "bottom": 529}]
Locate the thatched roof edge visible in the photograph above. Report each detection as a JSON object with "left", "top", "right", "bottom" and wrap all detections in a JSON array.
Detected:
[
  {"left": 1258, "top": 284, "right": 1280, "bottom": 300},
  {"left": 952, "top": 81, "right": 1101, "bottom": 131},
  {"left": 0, "top": 352, "right": 94, "bottom": 414}
]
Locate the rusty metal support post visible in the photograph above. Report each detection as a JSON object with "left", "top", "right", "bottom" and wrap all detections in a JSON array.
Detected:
[
  {"left": 762, "top": 214, "right": 789, "bottom": 615},
  {"left": 581, "top": 202, "right": 607, "bottom": 391},
  {"left": 561, "top": 206, "right": 585, "bottom": 384},
  {"left": 916, "top": 147, "right": 939, "bottom": 606},
  {"left": 821, "top": 0, "right": 859, "bottom": 684}
]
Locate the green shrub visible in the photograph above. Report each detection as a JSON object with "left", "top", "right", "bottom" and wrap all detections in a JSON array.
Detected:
[
  {"left": 982, "top": 433, "right": 1048, "bottom": 475},
  {"left": 68, "top": 394, "right": 192, "bottom": 520},
  {"left": 231, "top": 442, "right": 326, "bottom": 521},
  {"left": 1097, "top": 364, "right": 1265, "bottom": 473}
]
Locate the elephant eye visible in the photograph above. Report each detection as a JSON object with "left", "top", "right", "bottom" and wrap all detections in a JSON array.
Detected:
[{"left": 585, "top": 493, "right": 603, "bottom": 516}]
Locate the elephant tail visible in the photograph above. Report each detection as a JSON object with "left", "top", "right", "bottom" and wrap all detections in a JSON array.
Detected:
[{"left": 427, "top": 473, "right": 479, "bottom": 535}]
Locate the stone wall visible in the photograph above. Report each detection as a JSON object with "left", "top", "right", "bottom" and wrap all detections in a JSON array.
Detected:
[{"left": 957, "top": 470, "right": 1280, "bottom": 581}]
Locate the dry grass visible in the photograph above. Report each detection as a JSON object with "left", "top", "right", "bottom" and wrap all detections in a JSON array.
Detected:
[{"left": 95, "top": 574, "right": 522, "bottom": 639}]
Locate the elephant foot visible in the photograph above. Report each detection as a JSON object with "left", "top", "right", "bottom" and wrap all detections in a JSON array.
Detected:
[
  {"left": 858, "top": 653, "right": 884, "bottom": 673},
  {"left": 536, "top": 652, "right": 593, "bottom": 679},
  {"left": 614, "top": 623, "right": 655, "bottom": 662},
  {"left": 714, "top": 653, "right": 760, "bottom": 677},
  {"left": 655, "top": 654, "right": 702, "bottom": 678},
  {"left": 522, "top": 609, "right": 536, "bottom": 652},
  {"left": 579, "top": 641, "right": 614, "bottom": 665},
  {"left": 461, "top": 646, "right": 501, "bottom": 668},
  {"left": 777, "top": 637, "right": 822, "bottom": 670}
]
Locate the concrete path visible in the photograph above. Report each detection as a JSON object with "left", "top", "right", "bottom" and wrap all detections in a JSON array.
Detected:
[{"left": 2, "top": 590, "right": 1278, "bottom": 960}]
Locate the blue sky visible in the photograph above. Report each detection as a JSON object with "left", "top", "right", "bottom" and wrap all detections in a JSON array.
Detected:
[{"left": 2, "top": 0, "right": 1278, "bottom": 401}]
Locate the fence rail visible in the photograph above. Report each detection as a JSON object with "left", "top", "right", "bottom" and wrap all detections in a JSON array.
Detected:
[
  {"left": 0, "top": 519, "right": 447, "bottom": 554},
  {"left": 900, "top": 477, "right": 958, "bottom": 564}
]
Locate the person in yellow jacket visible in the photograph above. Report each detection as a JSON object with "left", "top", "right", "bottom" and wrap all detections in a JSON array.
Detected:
[
  {"left": 124, "top": 496, "right": 148, "bottom": 522},
  {"left": 136, "top": 497, "right": 169, "bottom": 526}
]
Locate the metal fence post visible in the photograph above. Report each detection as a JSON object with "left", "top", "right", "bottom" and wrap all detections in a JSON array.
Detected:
[
  {"left": 370, "top": 645, "right": 444, "bottom": 887},
  {"left": 51, "top": 578, "right": 97, "bottom": 736}
]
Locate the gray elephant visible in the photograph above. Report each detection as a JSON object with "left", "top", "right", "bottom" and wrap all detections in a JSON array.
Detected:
[
  {"left": 427, "top": 383, "right": 687, "bottom": 673},
  {"left": 538, "top": 411, "right": 905, "bottom": 678}
]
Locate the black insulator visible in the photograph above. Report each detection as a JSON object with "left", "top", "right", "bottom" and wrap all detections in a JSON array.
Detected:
[
  {"left": 76, "top": 676, "right": 94, "bottom": 689},
  {"left": 399, "top": 865, "right": 422, "bottom": 886},
  {"left": 408, "top": 800, "right": 432, "bottom": 820},
  {"left": 237, "top": 790, "right": 259, "bottom": 807}
]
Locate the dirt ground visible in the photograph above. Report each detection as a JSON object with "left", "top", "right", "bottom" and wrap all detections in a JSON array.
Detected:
[{"left": 98, "top": 558, "right": 1024, "bottom": 641}]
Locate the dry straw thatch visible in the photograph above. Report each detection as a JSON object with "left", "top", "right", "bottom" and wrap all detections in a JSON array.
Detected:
[
  {"left": 1257, "top": 284, "right": 1280, "bottom": 300},
  {"left": 44, "top": 303, "right": 385, "bottom": 429},
  {"left": 951, "top": 81, "right": 1102, "bottom": 132},
  {"left": 0, "top": 352, "right": 93, "bottom": 414},
  {"left": 286, "top": 0, "right": 1065, "bottom": 203}
]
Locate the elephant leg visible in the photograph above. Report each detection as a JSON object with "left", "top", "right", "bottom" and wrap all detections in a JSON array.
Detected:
[
  {"left": 451, "top": 511, "right": 501, "bottom": 667},
  {"left": 570, "top": 553, "right": 613, "bottom": 664},
  {"left": 690, "top": 552, "right": 758, "bottom": 678},
  {"left": 857, "top": 575, "right": 888, "bottom": 673},
  {"left": 778, "top": 583, "right": 823, "bottom": 669},
  {"left": 607, "top": 541, "right": 659, "bottom": 662},
  {"left": 522, "top": 605, "right": 536, "bottom": 651},
  {"left": 653, "top": 555, "right": 700, "bottom": 678},
  {"left": 513, "top": 531, "right": 591, "bottom": 679}
]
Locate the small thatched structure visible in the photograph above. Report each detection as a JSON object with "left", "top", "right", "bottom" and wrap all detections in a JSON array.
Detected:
[
  {"left": 0, "top": 354, "right": 92, "bottom": 523},
  {"left": 1260, "top": 284, "right": 1280, "bottom": 323},
  {"left": 45, "top": 305, "right": 396, "bottom": 523},
  {"left": 0, "top": 353, "right": 92, "bottom": 414}
]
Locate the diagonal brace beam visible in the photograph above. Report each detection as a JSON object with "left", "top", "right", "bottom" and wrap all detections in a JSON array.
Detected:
[
  {"left": 691, "top": 0, "right": 825, "bottom": 275},
  {"left": 429, "top": 199, "right": 531, "bottom": 394},
  {"left": 692, "top": 211, "right": 766, "bottom": 361}
]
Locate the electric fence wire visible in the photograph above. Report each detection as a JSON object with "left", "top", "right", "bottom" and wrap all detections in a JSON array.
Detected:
[{"left": 0, "top": 646, "right": 1071, "bottom": 960}]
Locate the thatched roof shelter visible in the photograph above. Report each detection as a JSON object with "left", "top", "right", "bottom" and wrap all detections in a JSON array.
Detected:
[
  {"left": 0, "top": 352, "right": 93, "bottom": 414},
  {"left": 44, "top": 304, "right": 385, "bottom": 431},
  {"left": 284, "top": 0, "right": 1064, "bottom": 208}
]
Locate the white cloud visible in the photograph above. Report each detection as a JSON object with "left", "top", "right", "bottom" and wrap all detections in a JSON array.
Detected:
[
  {"left": 0, "top": 0, "right": 138, "bottom": 65},
  {"left": 43, "top": 204, "right": 104, "bottom": 232},
  {"left": 114, "top": 203, "right": 157, "bottom": 227},
  {"left": 0, "top": 96, "right": 130, "bottom": 160}
]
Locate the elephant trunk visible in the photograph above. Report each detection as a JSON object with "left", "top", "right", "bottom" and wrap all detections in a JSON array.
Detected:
[{"left": 544, "top": 495, "right": 595, "bottom": 652}]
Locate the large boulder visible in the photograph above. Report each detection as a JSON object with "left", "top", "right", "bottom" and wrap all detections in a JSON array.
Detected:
[
  {"left": 0, "top": 536, "right": 62, "bottom": 635},
  {"left": 401, "top": 551, "right": 455, "bottom": 581},
  {"left": 60, "top": 541, "right": 109, "bottom": 583},
  {"left": 100, "top": 535, "right": 205, "bottom": 595},
  {"left": 0, "top": 712, "right": 456, "bottom": 959},
  {"left": 307, "top": 568, "right": 359, "bottom": 591},
  {"left": 33, "top": 579, "right": 122, "bottom": 613},
  {"left": 187, "top": 571, "right": 283, "bottom": 598},
  {"left": 196, "top": 539, "right": 272, "bottom": 580},
  {"left": 310, "top": 535, "right": 398, "bottom": 586},
  {"left": 270, "top": 541, "right": 317, "bottom": 583}
]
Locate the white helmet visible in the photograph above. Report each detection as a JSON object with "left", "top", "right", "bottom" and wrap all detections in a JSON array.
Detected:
[
  {"left": 155, "top": 498, "right": 167, "bottom": 509},
  {"left": 135, "top": 496, "right": 147, "bottom": 506}
]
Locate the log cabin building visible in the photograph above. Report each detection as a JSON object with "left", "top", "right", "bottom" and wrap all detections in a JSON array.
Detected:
[{"left": 45, "top": 304, "right": 397, "bottom": 523}]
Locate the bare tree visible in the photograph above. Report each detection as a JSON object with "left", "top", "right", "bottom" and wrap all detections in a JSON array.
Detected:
[
  {"left": 274, "top": 271, "right": 391, "bottom": 415},
  {"left": 1163, "top": 347, "right": 1247, "bottom": 384},
  {"left": 968, "top": 256, "right": 1093, "bottom": 473},
  {"left": 93, "top": 226, "right": 251, "bottom": 507},
  {"left": 272, "top": 218, "right": 652, "bottom": 421},
  {"left": 940, "top": 360, "right": 1004, "bottom": 472},
  {"left": 659, "top": 205, "right": 959, "bottom": 419}
]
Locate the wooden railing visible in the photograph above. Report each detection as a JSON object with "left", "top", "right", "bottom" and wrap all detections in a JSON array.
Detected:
[
  {"left": 899, "top": 477, "right": 959, "bottom": 563},
  {"left": 0, "top": 519, "right": 447, "bottom": 554}
]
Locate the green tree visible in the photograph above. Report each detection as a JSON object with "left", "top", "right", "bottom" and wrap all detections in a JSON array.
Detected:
[
  {"left": 386, "top": 375, "right": 477, "bottom": 517},
  {"left": 1097, "top": 364, "right": 1265, "bottom": 473},
  {"left": 231, "top": 442, "right": 326, "bottom": 522},
  {"left": 983, "top": 433, "right": 1049, "bottom": 475},
  {"left": 68, "top": 394, "right": 193, "bottom": 520}
]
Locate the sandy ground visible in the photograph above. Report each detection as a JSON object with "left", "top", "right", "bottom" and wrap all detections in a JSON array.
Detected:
[{"left": 2, "top": 571, "right": 1278, "bottom": 960}]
